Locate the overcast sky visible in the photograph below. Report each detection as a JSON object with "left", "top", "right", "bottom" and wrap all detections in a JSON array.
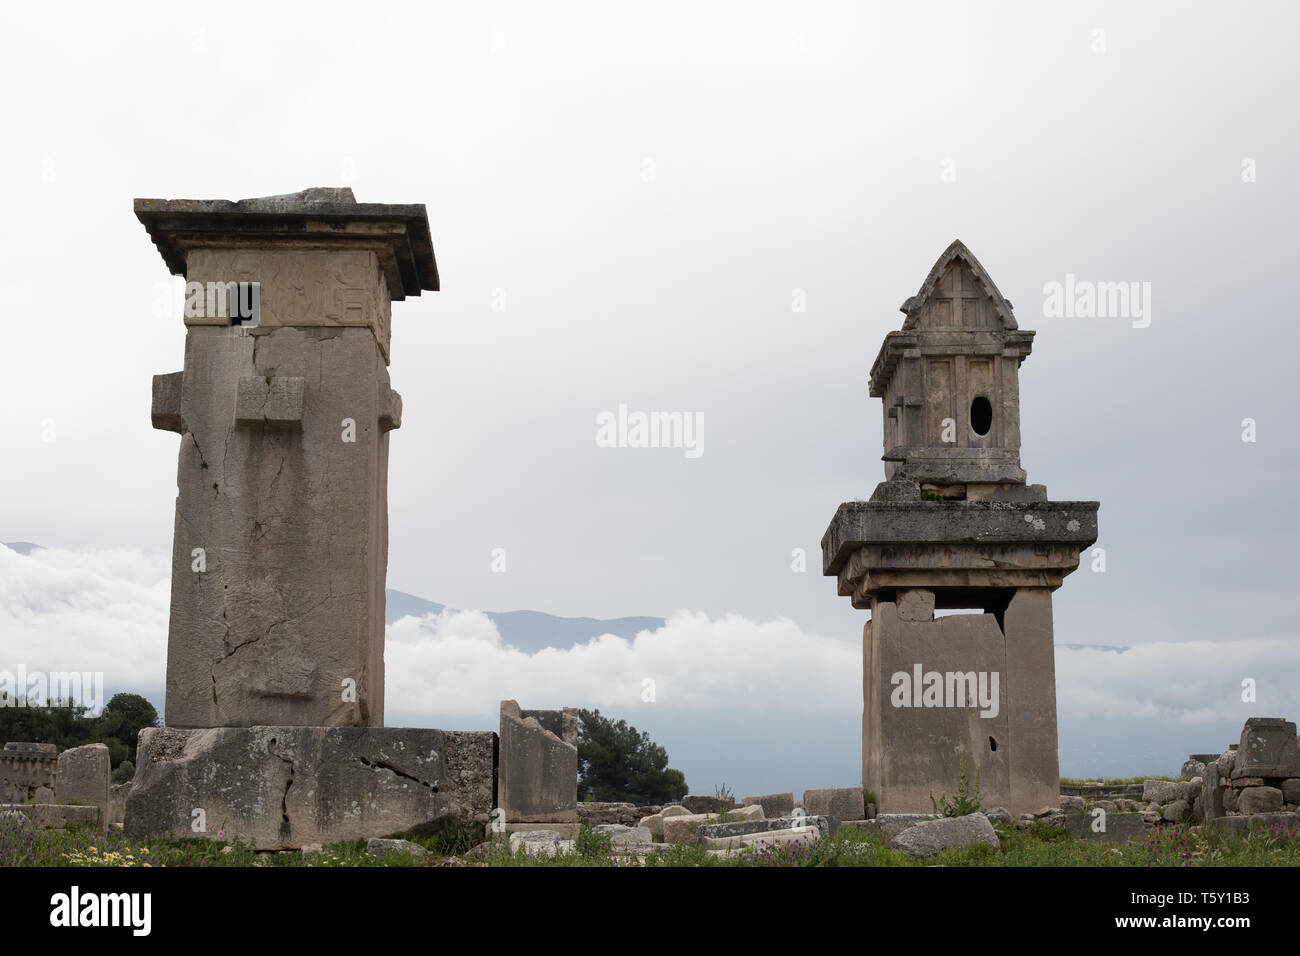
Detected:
[{"left": 2, "top": 2, "right": 1297, "bottom": 793}]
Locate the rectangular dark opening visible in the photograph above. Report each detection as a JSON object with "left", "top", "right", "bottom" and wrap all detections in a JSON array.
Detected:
[{"left": 229, "top": 282, "right": 260, "bottom": 327}]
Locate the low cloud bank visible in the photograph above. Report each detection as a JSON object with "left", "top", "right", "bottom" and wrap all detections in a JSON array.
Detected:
[{"left": 2, "top": 544, "right": 1294, "bottom": 789}]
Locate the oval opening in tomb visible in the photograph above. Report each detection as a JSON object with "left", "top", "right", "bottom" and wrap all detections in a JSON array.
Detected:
[{"left": 970, "top": 396, "right": 993, "bottom": 436}]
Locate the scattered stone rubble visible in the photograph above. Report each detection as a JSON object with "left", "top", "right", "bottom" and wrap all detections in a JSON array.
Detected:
[
  {"left": 1007, "top": 716, "right": 1300, "bottom": 843},
  {"left": 538, "top": 718, "right": 1300, "bottom": 861},
  {"left": 9, "top": 714, "right": 1298, "bottom": 858},
  {"left": 575, "top": 802, "right": 664, "bottom": 827},
  {"left": 1204, "top": 717, "right": 1300, "bottom": 827}
]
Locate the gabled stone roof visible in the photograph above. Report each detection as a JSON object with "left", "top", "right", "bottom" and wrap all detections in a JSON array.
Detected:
[{"left": 898, "top": 239, "right": 1018, "bottom": 331}]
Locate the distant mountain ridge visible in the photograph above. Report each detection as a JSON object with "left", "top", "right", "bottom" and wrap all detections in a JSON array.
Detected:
[
  {"left": 2, "top": 542, "right": 663, "bottom": 655},
  {"left": 386, "top": 589, "right": 664, "bottom": 654},
  {"left": 2, "top": 543, "right": 1116, "bottom": 655}
]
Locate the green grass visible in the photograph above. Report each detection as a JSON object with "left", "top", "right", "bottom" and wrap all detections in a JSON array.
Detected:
[
  {"left": 1060, "top": 776, "right": 1175, "bottom": 786},
  {"left": 485, "top": 821, "right": 1300, "bottom": 867},
  {"left": 6, "top": 817, "right": 1299, "bottom": 868}
]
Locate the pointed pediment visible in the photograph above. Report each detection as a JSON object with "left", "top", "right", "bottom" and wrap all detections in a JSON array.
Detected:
[{"left": 899, "top": 240, "right": 1018, "bottom": 332}]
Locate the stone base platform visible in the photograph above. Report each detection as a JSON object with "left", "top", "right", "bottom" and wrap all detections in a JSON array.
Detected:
[
  {"left": 2, "top": 804, "right": 101, "bottom": 829},
  {"left": 124, "top": 726, "right": 495, "bottom": 850}
]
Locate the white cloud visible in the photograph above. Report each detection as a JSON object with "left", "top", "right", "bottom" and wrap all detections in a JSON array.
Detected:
[
  {"left": 1056, "top": 641, "right": 1300, "bottom": 725},
  {"left": 3, "top": 544, "right": 1299, "bottom": 777},
  {"left": 0, "top": 543, "right": 169, "bottom": 709},
  {"left": 386, "top": 608, "right": 859, "bottom": 724}
]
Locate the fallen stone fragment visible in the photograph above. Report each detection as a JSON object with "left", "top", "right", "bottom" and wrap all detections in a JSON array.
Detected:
[
  {"left": 700, "top": 814, "right": 833, "bottom": 842},
  {"left": 1237, "top": 786, "right": 1284, "bottom": 815},
  {"left": 1060, "top": 811, "right": 1147, "bottom": 843},
  {"left": 802, "top": 787, "right": 866, "bottom": 822},
  {"left": 740, "top": 792, "right": 794, "bottom": 818},
  {"left": 508, "top": 830, "right": 573, "bottom": 858},
  {"left": 703, "top": 826, "right": 822, "bottom": 852},
  {"left": 592, "top": 824, "right": 653, "bottom": 846},
  {"left": 984, "top": 807, "right": 1012, "bottom": 827},
  {"left": 889, "top": 813, "right": 999, "bottom": 859},
  {"left": 1142, "top": 780, "right": 1182, "bottom": 804}
]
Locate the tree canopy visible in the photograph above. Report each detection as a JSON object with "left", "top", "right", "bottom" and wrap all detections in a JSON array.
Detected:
[
  {"left": 577, "top": 708, "right": 688, "bottom": 804},
  {"left": 0, "top": 692, "right": 159, "bottom": 770}
]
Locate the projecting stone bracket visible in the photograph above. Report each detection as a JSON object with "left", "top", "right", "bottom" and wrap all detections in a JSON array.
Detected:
[
  {"left": 379, "top": 386, "right": 402, "bottom": 432},
  {"left": 151, "top": 371, "right": 185, "bottom": 433},
  {"left": 234, "top": 376, "right": 306, "bottom": 427}
]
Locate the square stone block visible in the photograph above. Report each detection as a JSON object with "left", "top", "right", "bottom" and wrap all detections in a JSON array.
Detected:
[
  {"left": 740, "top": 792, "right": 794, "bottom": 818},
  {"left": 803, "top": 786, "right": 866, "bottom": 821},
  {"left": 896, "top": 589, "right": 934, "bottom": 622},
  {"left": 1233, "top": 718, "right": 1300, "bottom": 778},
  {"left": 124, "top": 726, "right": 494, "bottom": 850},
  {"left": 151, "top": 371, "right": 184, "bottom": 433},
  {"left": 498, "top": 700, "right": 578, "bottom": 823},
  {"left": 234, "top": 375, "right": 306, "bottom": 426},
  {"left": 55, "top": 743, "right": 110, "bottom": 827},
  {"left": 1060, "top": 811, "right": 1147, "bottom": 843}
]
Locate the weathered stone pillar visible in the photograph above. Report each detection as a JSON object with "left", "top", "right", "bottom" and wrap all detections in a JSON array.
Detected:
[
  {"left": 129, "top": 191, "right": 502, "bottom": 850},
  {"left": 54, "top": 743, "right": 110, "bottom": 828},
  {"left": 822, "top": 241, "right": 1099, "bottom": 816},
  {"left": 498, "top": 700, "right": 579, "bottom": 824},
  {"left": 139, "top": 188, "right": 438, "bottom": 729}
]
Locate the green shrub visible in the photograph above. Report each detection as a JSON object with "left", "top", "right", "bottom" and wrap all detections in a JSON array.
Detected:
[
  {"left": 937, "top": 748, "right": 981, "bottom": 818},
  {"left": 713, "top": 782, "right": 735, "bottom": 814},
  {"left": 577, "top": 709, "right": 688, "bottom": 804},
  {"left": 574, "top": 824, "right": 613, "bottom": 858}
]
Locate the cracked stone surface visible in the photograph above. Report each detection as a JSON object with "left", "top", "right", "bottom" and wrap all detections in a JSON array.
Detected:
[
  {"left": 142, "top": 189, "right": 437, "bottom": 730},
  {"left": 158, "top": 325, "right": 398, "bottom": 728},
  {"left": 124, "top": 727, "right": 495, "bottom": 850}
]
